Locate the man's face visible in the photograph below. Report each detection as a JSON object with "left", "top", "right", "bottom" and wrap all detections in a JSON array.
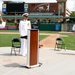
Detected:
[{"left": 24, "top": 16, "right": 28, "bottom": 20}]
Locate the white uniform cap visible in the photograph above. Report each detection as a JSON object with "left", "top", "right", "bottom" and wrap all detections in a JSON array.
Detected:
[{"left": 22, "top": 13, "right": 28, "bottom": 17}]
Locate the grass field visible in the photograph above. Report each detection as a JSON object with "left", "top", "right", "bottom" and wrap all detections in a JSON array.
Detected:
[
  {"left": 61, "top": 33, "right": 75, "bottom": 50},
  {"left": 0, "top": 30, "right": 18, "bottom": 32},
  {"left": 0, "top": 30, "right": 75, "bottom": 50},
  {"left": 40, "top": 31, "right": 75, "bottom": 50},
  {"left": 0, "top": 34, "right": 48, "bottom": 47}
]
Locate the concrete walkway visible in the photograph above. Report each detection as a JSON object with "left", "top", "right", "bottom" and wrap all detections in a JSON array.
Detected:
[{"left": 0, "top": 47, "right": 75, "bottom": 75}]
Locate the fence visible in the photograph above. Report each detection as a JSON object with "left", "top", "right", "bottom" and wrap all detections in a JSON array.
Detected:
[
  {"left": 0, "top": 22, "right": 75, "bottom": 32},
  {"left": 0, "top": 15, "right": 75, "bottom": 31},
  {"left": 61, "top": 23, "right": 75, "bottom": 32}
]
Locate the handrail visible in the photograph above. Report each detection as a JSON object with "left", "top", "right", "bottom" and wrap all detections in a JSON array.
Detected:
[{"left": 1, "top": 15, "right": 75, "bottom": 19}]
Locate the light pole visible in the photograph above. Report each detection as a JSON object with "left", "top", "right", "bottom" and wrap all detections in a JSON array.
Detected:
[{"left": 58, "top": 4, "right": 62, "bottom": 18}]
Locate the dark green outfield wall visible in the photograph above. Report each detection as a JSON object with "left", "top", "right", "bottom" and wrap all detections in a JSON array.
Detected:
[{"left": 39, "top": 23, "right": 61, "bottom": 31}]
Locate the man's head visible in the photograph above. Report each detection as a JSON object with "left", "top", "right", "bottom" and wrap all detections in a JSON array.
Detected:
[{"left": 22, "top": 13, "right": 28, "bottom": 20}]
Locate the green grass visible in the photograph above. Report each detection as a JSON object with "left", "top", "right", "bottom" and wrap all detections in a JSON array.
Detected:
[
  {"left": 0, "top": 34, "right": 20, "bottom": 47},
  {"left": 0, "top": 30, "right": 75, "bottom": 50},
  {"left": 39, "top": 35, "right": 48, "bottom": 41},
  {"left": 61, "top": 33, "right": 75, "bottom": 50},
  {"left": 39, "top": 31, "right": 59, "bottom": 33},
  {"left": 0, "top": 30, "right": 58, "bottom": 33},
  {"left": 40, "top": 31, "right": 75, "bottom": 50},
  {"left": 0, "top": 30, "right": 19, "bottom": 32},
  {"left": 0, "top": 34, "right": 48, "bottom": 47}
]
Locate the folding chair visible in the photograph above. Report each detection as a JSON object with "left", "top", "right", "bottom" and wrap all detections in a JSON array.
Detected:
[
  {"left": 11, "top": 38, "right": 21, "bottom": 55},
  {"left": 54, "top": 38, "right": 65, "bottom": 51}
]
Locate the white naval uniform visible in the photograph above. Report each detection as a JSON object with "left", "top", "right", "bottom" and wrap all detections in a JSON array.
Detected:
[
  {"left": 0, "top": 22, "right": 6, "bottom": 28},
  {"left": 19, "top": 20, "right": 31, "bottom": 56}
]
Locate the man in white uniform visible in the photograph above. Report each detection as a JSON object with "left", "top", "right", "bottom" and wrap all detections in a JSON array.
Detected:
[
  {"left": 19, "top": 13, "right": 31, "bottom": 56},
  {"left": 0, "top": 18, "right": 6, "bottom": 28},
  {"left": 72, "top": 24, "right": 75, "bottom": 32}
]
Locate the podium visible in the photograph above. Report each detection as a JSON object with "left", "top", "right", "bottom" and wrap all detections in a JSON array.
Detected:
[{"left": 26, "top": 29, "right": 41, "bottom": 68}]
